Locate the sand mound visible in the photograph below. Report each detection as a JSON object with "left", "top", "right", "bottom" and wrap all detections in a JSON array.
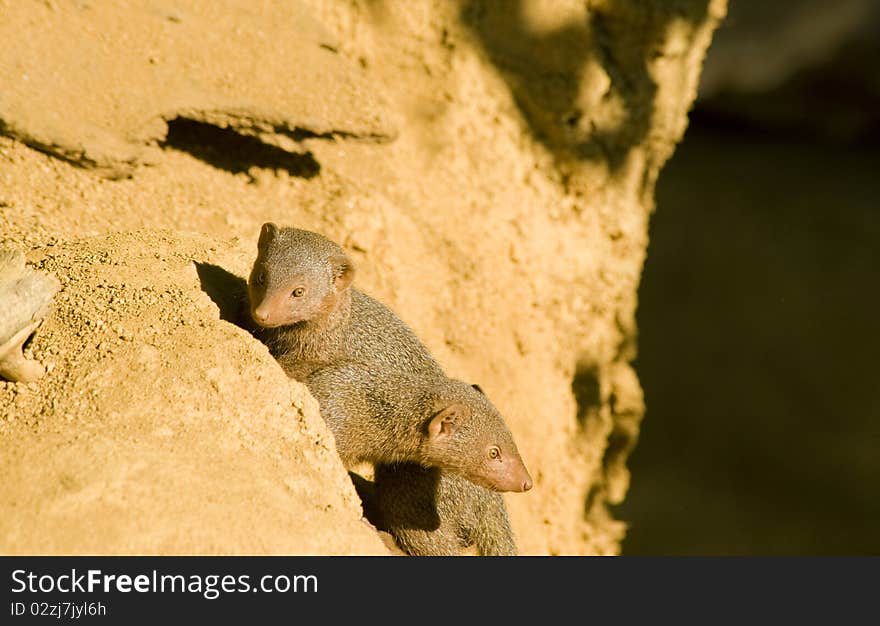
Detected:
[{"left": 0, "top": 231, "right": 385, "bottom": 554}]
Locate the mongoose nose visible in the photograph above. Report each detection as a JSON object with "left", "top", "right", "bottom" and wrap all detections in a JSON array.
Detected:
[
  {"left": 253, "top": 308, "right": 270, "bottom": 324},
  {"left": 522, "top": 476, "right": 533, "bottom": 491}
]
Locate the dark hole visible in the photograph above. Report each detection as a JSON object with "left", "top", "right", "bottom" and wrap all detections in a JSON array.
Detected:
[
  {"left": 571, "top": 362, "right": 601, "bottom": 428},
  {"left": 601, "top": 426, "right": 630, "bottom": 475},
  {"left": 21, "top": 330, "right": 37, "bottom": 352},
  {"left": 161, "top": 118, "right": 321, "bottom": 179}
]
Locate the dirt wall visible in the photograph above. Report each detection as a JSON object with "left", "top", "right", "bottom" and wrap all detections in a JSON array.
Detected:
[{"left": 0, "top": 0, "right": 724, "bottom": 555}]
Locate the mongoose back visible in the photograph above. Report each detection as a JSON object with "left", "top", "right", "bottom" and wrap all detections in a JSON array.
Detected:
[
  {"left": 374, "top": 463, "right": 518, "bottom": 556},
  {"left": 247, "top": 223, "right": 443, "bottom": 381},
  {"left": 305, "top": 363, "right": 533, "bottom": 493}
]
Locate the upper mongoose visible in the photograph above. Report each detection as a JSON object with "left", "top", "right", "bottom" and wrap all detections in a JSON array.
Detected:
[
  {"left": 374, "top": 462, "right": 518, "bottom": 556},
  {"left": 247, "top": 222, "right": 443, "bottom": 381},
  {"left": 304, "top": 362, "right": 533, "bottom": 493}
]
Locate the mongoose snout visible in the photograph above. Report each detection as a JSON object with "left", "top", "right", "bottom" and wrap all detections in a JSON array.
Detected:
[
  {"left": 250, "top": 296, "right": 287, "bottom": 328},
  {"left": 467, "top": 460, "right": 532, "bottom": 492},
  {"left": 497, "top": 461, "right": 533, "bottom": 493},
  {"left": 466, "top": 443, "right": 533, "bottom": 492}
]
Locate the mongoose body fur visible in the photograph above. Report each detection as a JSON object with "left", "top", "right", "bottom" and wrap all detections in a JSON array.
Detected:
[{"left": 374, "top": 463, "right": 517, "bottom": 556}]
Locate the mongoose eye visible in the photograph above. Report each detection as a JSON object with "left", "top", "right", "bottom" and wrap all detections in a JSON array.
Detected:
[
  {"left": 488, "top": 446, "right": 501, "bottom": 460},
  {"left": 257, "top": 272, "right": 266, "bottom": 285},
  {"left": 292, "top": 287, "right": 306, "bottom": 298}
]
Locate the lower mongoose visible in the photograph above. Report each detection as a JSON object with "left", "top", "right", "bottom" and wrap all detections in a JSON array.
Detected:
[
  {"left": 246, "top": 222, "right": 443, "bottom": 381},
  {"left": 303, "top": 362, "right": 533, "bottom": 493},
  {"left": 374, "top": 462, "right": 518, "bottom": 556}
]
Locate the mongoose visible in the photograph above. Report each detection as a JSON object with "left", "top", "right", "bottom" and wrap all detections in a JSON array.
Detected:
[
  {"left": 374, "top": 462, "right": 518, "bottom": 556},
  {"left": 248, "top": 223, "right": 532, "bottom": 492},
  {"left": 305, "top": 362, "right": 533, "bottom": 493},
  {"left": 246, "top": 223, "right": 531, "bottom": 553},
  {"left": 247, "top": 222, "right": 443, "bottom": 381}
]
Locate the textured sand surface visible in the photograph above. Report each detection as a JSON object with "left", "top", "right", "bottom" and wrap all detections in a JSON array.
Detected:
[
  {"left": 0, "top": 0, "right": 395, "bottom": 178},
  {"left": 0, "top": 0, "right": 724, "bottom": 555}
]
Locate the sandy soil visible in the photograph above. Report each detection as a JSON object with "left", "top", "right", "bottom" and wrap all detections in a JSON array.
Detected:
[{"left": 0, "top": 0, "right": 723, "bottom": 555}]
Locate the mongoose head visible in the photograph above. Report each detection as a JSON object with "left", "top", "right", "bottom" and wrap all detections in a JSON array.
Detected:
[
  {"left": 247, "top": 223, "right": 355, "bottom": 328},
  {"left": 422, "top": 382, "right": 533, "bottom": 493}
]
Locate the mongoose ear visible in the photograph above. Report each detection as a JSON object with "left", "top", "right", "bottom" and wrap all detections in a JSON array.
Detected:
[
  {"left": 258, "top": 222, "right": 279, "bottom": 250},
  {"left": 471, "top": 384, "right": 485, "bottom": 395},
  {"left": 428, "top": 403, "right": 468, "bottom": 440},
  {"left": 331, "top": 253, "right": 355, "bottom": 291}
]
